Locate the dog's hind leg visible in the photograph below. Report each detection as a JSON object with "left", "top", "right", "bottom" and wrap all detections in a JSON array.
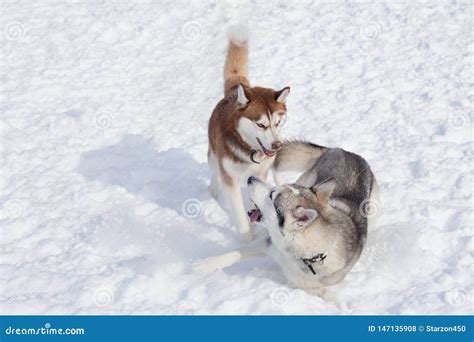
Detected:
[
  {"left": 272, "top": 141, "right": 328, "bottom": 186},
  {"left": 192, "top": 234, "right": 270, "bottom": 273},
  {"left": 272, "top": 141, "right": 327, "bottom": 174}
]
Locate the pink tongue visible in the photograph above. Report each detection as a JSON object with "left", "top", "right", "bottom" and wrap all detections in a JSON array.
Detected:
[
  {"left": 265, "top": 150, "right": 276, "bottom": 157},
  {"left": 249, "top": 210, "right": 261, "bottom": 223}
]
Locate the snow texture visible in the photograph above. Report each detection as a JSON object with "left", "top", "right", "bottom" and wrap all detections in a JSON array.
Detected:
[{"left": 0, "top": 0, "right": 472, "bottom": 314}]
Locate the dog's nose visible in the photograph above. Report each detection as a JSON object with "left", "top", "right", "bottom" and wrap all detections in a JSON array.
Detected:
[
  {"left": 272, "top": 141, "right": 283, "bottom": 150},
  {"left": 247, "top": 176, "right": 256, "bottom": 185}
]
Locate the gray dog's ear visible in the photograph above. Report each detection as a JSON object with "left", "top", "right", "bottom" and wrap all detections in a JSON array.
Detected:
[
  {"left": 311, "top": 179, "right": 336, "bottom": 206},
  {"left": 292, "top": 206, "right": 318, "bottom": 229}
]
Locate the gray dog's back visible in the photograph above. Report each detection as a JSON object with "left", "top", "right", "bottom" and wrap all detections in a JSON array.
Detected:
[
  {"left": 274, "top": 141, "right": 374, "bottom": 205},
  {"left": 309, "top": 148, "right": 373, "bottom": 204}
]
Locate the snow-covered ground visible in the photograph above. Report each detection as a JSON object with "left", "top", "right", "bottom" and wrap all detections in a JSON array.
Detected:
[{"left": 1, "top": 0, "right": 472, "bottom": 314}]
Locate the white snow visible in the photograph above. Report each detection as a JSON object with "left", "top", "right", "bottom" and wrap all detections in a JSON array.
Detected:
[{"left": 0, "top": 0, "right": 472, "bottom": 314}]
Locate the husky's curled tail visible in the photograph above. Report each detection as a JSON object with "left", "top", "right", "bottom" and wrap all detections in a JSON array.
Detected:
[{"left": 223, "top": 26, "right": 250, "bottom": 96}]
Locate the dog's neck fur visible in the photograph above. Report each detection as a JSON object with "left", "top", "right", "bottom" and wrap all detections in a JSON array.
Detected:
[
  {"left": 209, "top": 97, "right": 249, "bottom": 164},
  {"left": 226, "top": 123, "right": 255, "bottom": 163}
]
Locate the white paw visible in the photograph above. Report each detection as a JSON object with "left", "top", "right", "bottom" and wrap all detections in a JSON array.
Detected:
[{"left": 191, "top": 259, "right": 219, "bottom": 274}]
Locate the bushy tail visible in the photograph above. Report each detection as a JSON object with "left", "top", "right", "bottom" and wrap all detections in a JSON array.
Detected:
[
  {"left": 223, "top": 25, "right": 250, "bottom": 96},
  {"left": 273, "top": 141, "right": 328, "bottom": 173}
]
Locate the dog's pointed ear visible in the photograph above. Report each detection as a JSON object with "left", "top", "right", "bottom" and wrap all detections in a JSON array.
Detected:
[
  {"left": 292, "top": 206, "right": 318, "bottom": 229},
  {"left": 237, "top": 84, "right": 249, "bottom": 106},
  {"left": 311, "top": 178, "right": 336, "bottom": 206},
  {"left": 275, "top": 86, "right": 290, "bottom": 104}
]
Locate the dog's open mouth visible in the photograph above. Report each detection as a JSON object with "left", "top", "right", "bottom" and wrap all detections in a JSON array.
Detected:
[
  {"left": 257, "top": 138, "right": 276, "bottom": 157},
  {"left": 247, "top": 204, "right": 263, "bottom": 223}
]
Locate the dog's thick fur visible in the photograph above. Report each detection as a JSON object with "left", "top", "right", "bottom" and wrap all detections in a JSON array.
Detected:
[
  {"left": 197, "top": 141, "right": 377, "bottom": 291},
  {"left": 208, "top": 28, "right": 290, "bottom": 241}
]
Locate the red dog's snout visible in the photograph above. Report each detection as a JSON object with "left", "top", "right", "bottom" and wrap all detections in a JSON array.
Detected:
[{"left": 271, "top": 141, "right": 283, "bottom": 150}]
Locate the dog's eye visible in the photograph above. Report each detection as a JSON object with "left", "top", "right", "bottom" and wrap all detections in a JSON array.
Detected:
[
  {"left": 269, "top": 190, "right": 275, "bottom": 200},
  {"left": 256, "top": 123, "right": 266, "bottom": 129},
  {"left": 275, "top": 121, "right": 280, "bottom": 127}
]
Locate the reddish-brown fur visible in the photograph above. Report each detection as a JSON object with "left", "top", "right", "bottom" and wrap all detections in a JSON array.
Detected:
[{"left": 208, "top": 40, "right": 288, "bottom": 185}]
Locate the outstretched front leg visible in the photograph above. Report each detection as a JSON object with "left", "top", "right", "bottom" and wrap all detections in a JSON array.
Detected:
[{"left": 193, "top": 233, "right": 270, "bottom": 273}]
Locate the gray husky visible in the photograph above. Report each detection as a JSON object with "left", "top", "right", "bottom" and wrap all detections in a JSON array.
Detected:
[{"left": 196, "top": 141, "right": 378, "bottom": 290}]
